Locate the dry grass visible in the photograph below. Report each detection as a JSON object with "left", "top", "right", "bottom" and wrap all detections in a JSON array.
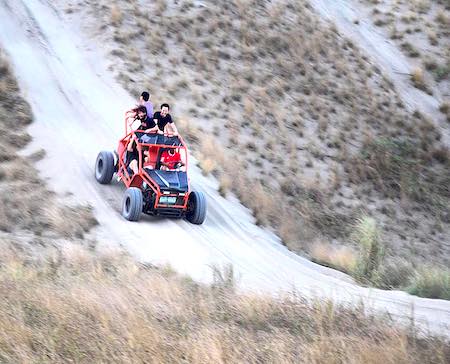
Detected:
[
  {"left": 0, "top": 238, "right": 449, "bottom": 363},
  {"left": 352, "top": 137, "right": 450, "bottom": 215},
  {"left": 440, "top": 102, "right": 450, "bottom": 122},
  {"left": 0, "top": 51, "right": 97, "bottom": 238},
  {"left": 311, "top": 242, "right": 357, "bottom": 273},
  {"left": 218, "top": 174, "right": 232, "bottom": 197},
  {"left": 199, "top": 157, "right": 217, "bottom": 175},
  {"left": 351, "top": 216, "right": 384, "bottom": 282},
  {"left": 361, "top": 0, "right": 450, "bottom": 94},
  {"left": 410, "top": 67, "right": 431, "bottom": 93},
  {"left": 110, "top": 4, "right": 123, "bottom": 26}
]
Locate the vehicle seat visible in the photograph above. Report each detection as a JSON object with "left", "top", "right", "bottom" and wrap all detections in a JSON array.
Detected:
[{"left": 143, "top": 146, "right": 158, "bottom": 169}]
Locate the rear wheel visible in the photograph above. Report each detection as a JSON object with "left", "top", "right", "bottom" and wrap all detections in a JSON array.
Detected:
[
  {"left": 186, "top": 191, "right": 207, "bottom": 224},
  {"left": 122, "top": 187, "right": 143, "bottom": 221},
  {"left": 95, "top": 151, "right": 115, "bottom": 184}
]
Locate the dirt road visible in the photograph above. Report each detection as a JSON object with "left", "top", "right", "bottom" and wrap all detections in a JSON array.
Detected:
[{"left": 0, "top": 0, "right": 449, "bottom": 336}]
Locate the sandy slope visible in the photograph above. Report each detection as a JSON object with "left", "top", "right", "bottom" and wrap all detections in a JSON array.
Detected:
[
  {"left": 310, "top": 0, "right": 449, "bottom": 145},
  {"left": 0, "top": 0, "right": 449, "bottom": 336}
]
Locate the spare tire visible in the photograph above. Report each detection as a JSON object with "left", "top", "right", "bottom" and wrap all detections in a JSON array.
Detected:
[
  {"left": 186, "top": 191, "right": 207, "bottom": 225},
  {"left": 122, "top": 187, "right": 143, "bottom": 221},
  {"left": 95, "top": 151, "right": 115, "bottom": 184}
]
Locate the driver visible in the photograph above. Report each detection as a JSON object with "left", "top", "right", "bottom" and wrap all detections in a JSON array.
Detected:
[{"left": 160, "top": 148, "right": 183, "bottom": 170}]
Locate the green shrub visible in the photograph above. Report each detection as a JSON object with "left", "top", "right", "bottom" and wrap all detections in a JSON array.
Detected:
[
  {"left": 408, "top": 267, "right": 450, "bottom": 300},
  {"left": 376, "top": 258, "right": 415, "bottom": 289},
  {"left": 352, "top": 216, "right": 384, "bottom": 283}
]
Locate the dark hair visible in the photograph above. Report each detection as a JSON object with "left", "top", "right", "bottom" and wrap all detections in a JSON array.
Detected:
[
  {"left": 141, "top": 91, "right": 150, "bottom": 101},
  {"left": 137, "top": 105, "right": 147, "bottom": 114},
  {"left": 161, "top": 103, "right": 170, "bottom": 110}
]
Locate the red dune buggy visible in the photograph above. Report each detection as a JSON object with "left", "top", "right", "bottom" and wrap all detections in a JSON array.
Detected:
[{"left": 94, "top": 111, "right": 207, "bottom": 224}]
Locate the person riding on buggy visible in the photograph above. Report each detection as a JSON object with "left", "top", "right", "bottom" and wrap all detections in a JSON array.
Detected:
[{"left": 94, "top": 110, "right": 207, "bottom": 224}]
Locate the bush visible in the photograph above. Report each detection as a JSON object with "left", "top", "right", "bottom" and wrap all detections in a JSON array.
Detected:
[
  {"left": 376, "top": 258, "right": 415, "bottom": 289},
  {"left": 408, "top": 267, "right": 450, "bottom": 300},
  {"left": 352, "top": 216, "right": 384, "bottom": 283},
  {"left": 410, "top": 67, "right": 431, "bottom": 93},
  {"left": 355, "top": 137, "right": 450, "bottom": 214},
  {"left": 311, "top": 242, "right": 357, "bottom": 274}
]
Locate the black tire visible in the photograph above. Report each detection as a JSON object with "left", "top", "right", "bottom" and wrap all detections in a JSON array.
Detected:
[
  {"left": 95, "top": 151, "right": 115, "bottom": 184},
  {"left": 186, "top": 191, "right": 207, "bottom": 225},
  {"left": 122, "top": 187, "right": 143, "bottom": 221},
  {"left": 113, "top": 150, "right": 119, "bottom": 172}
]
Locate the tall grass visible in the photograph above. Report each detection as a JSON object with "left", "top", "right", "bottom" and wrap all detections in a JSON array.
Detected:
[
  {"left": 0, "top": 241, "right": 448, "bottom": 363},
  {"left": 354, "top": 137, "right": 450, "bottom": 216},
  {"left": 408, "top": 267, "right": 450, "bottom": 300},
  {"left": 352, "top": 216, "right": 384, "bottom": 283}
]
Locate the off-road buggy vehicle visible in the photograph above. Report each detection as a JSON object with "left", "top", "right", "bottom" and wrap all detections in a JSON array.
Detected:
[{"left": 94, "top": 111, "right": 207, "bottom": 224}]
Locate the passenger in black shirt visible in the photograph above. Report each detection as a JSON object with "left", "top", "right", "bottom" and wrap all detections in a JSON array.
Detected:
[
  {"left": 135, "top": 105, "right": 156, "bottom": 131},
  {"left": 153, "top": 103, "right": 179, "bottom": 136}
]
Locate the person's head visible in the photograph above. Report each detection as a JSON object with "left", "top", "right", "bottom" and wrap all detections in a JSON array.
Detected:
[
  {"left": 137, "top": 105, "right": 147, "bottom": 120},
  {"left": 160, "top": 103, "right": 170, "bottom": 117},
  {"left": 140, "top": 91, "right": 150, "bottom": 103},
  {"left": 168, "top": 148, "right": 175, "bottom": 156}
]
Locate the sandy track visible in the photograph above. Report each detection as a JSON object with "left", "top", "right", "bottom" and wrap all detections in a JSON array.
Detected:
[{"left": 0, "top": 0, "right": 449, "bottom": 336}]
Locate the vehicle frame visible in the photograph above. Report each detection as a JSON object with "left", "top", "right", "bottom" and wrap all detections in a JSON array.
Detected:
[{"left": 95, "top": 110, "right": 206, "bottom": 223}]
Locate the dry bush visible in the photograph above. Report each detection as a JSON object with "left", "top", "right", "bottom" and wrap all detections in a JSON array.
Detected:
[
  {"left": 199, "top": 157, "right": 216, "bottom": 175},
  {"left": 352, "top": 137, "right": 449, "bottom": 215},
  {"left": 197, "top": 135, "right": 225, "bottom": 175},
  {"left": 110, "top": 4, "right": 123, "bottom": 26},
  {"left": 0, "top": 239, "right": 448, "bottom": 363},
  {"left": 311, "top": 242, "right": 357, "bottom": 274},
  {"left": 376, "top": 257, "right": 415, "bottom": 289},
  {"left": 414, "top": 0, "right": 431, "bottom": 13},
  {"left": 435, "top": 12, "right": 450, "bottom": 26},
  {"left": 440, "top": 102, "right": 450, "bottom": 122},
  {"left": 176, "top": 116, "right": 201, "bottom": 144},
  {"left": 218, "top": 173, "right": 231, "bottom": 197},
  {"left": 401, "top": 42, "right": 421, "bottom": 57},
  {"left": 410, "top": 67, "right": 431, "bottom": 93},
  {"left": 427, "top": 30, "right": 439, "bottom": 45}
]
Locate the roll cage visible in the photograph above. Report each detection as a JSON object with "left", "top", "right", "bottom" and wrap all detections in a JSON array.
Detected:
[{"left": 116, "top": 111, "right": 190, "bottom": 214}]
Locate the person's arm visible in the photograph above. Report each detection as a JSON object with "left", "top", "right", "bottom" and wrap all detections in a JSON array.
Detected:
[
  {"left": 126, "top": 107, "right": 138, "bottom": 118},
  {"left": 144, "top": 125, "right": 159, "bottom": 133},
  {"left": 165, "top": 117, "right": 179, "bottom": 136},
  {"left": 127, "top": 139, "right": 135, "bottom": 152},
  {"left": 151, "top": 115, "right": 163, "bottom": 134}
]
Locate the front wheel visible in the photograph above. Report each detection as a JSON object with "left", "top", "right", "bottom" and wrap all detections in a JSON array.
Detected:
[
  {"left": 122, "top": 187, "right": 143, "bottom": 221},
  {"left": 95, "top": 151, "right": 115, "bottom": 184},
  {"left": 186, "top": 191, "right": 207, "bottom": 225}
]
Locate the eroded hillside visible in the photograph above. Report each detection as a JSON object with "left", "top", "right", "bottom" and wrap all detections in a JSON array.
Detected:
[{"left": 61, "top": 0, "right": 449, "bottom": 289}]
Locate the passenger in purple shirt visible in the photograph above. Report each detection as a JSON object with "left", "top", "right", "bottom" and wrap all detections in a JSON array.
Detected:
[{"left": 139, "top": 91, "right": 153, "bottom": 117}]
